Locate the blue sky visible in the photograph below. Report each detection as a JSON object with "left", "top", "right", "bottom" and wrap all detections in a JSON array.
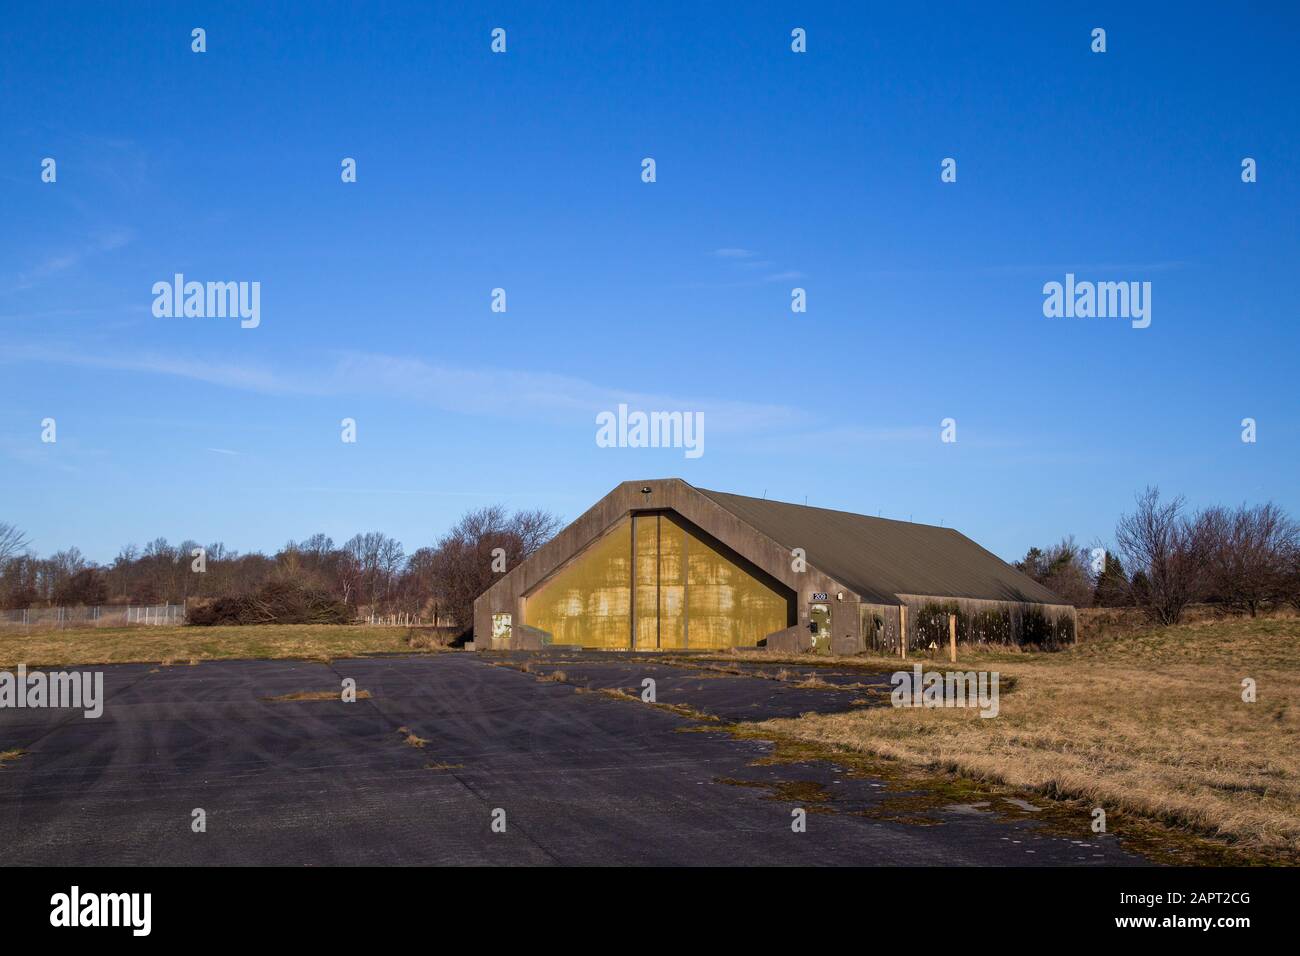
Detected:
[{"left": 2, "top": 1, "right": 1297, "bottom": 565}]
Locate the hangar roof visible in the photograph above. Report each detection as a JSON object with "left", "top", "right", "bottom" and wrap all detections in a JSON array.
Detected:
[{"left": 697, "top": 487, "right": 1066, "bottom": 606}]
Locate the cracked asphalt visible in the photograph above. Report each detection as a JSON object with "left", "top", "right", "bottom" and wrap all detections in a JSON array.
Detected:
[{"left": 0, "top": 653, "right": 1148, "bottom": 865}]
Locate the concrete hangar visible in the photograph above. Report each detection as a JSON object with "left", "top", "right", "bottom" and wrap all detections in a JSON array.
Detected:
[{"left": 473, "top": 479, "right": 1075, "bottom": 654}]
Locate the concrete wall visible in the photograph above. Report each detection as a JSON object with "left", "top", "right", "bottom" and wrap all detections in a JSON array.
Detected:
[{"left": 894, "top": 593, "right": 1078, "bottom": 651}]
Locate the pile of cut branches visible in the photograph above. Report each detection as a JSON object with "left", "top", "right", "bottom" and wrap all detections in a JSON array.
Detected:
[{"left": 188, "top": 580, "right": 352, "bottom": 626}]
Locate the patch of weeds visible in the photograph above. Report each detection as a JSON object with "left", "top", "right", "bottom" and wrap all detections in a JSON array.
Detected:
[
  {"left": 262, "top": 689, "right": 372, "bottom": 702},
  {"left": 0, "top": 748, "right": 27, "bottom": 768},
  {"left": 590, "top": 686, "right": 720, "bottom": 722},
  {"left": 714, "top": 722, "right": 1286, "bottom": 865},
  {"left": 659, "top": 656, "right": 878, "bottom": 692},
  {"left": 795, "top": 675, "right": 833, "bottom": 689},
  {"left": 397, "top": 727, "right": 430, "bottom": 748},
  {"left": 715, "top": 776, "right": 835, "bottom": 811},
  {"left": 656, "top": 701, "right": 720, "bottom": 722}
]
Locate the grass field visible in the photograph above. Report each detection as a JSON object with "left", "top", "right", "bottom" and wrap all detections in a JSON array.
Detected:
[
  {"left": 735, "top": 615, "right": 1299, "bottom": 860},
  {"left": 0, "top": 623, "right": 450, "bottom": 669}
]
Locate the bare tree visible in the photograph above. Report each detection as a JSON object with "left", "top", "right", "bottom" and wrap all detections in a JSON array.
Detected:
[
  {"left": 339, "top": 531, "right": 406, "bottom": 611},
  {"left": 430, "top": 506, "right": 562, "bottom": 630},
  {"left": 512, "top": 509, "right": 564, "bottom": 555},
  {"left": 1114, "top": 487, "right": 1211, "bottom": 625},
  {"left": 0, "top": 522, "right": 30, "bottom": 566},
  {"left": 1285, "top": 542, "right": 1300, "bottom": 612}
]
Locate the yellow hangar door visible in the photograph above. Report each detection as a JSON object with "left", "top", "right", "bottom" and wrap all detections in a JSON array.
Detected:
[
  {"left": 524, "top": 512, "right": 791, "bottom": 651},
  {"left": 633, "top": 514, "right": 687, "bottom": 650}
]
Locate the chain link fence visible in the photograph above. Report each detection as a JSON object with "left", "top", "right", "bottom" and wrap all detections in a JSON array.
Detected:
[{"left": 0, "top": 604, "right": 186, "bottom": 628}]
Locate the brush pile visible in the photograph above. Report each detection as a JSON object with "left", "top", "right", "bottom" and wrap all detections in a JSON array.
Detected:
[{"left": 187, "top": 580, "right": 352, "bottom": 626}]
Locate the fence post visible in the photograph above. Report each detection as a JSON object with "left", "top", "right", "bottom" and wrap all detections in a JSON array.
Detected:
[
  {"left": 899, "top": 605, "right": 907, "bottom": 659},
  {"left": 949, "top": 613, "right": 957, "bottom": 663}
]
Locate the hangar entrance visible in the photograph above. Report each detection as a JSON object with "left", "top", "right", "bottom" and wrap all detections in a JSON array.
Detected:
[{"left": 522, "top": 511, "right": 794, "bottom": 650}]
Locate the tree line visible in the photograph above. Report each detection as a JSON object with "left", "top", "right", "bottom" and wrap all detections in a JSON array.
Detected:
[
  {"left": 4, "top": 487, "right": 1297, "bottom": 631},
  {"left": 0, "top": 507, "right": 562, "bottom": 629},
  {"left": 1014, "top": 488, "right": 1300, "bottom": 624}
]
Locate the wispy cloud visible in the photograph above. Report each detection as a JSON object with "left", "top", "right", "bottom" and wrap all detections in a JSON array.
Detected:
[
  {"left": 329, "top": 351, "right": 803, "bottom": 433},
  {"left": 4, "top": 345, "right": 306, "bottom": 395},
  {"left": 4, "top": 229, "right": 136, "bottom": 293},
  {"left": 4, "top": 345, "right": 805, "bottom": 435},
  {"left": 8, "top": 345, "right": 1034, "bottom": 454},
  {"left": 706, "top": 247, "right": 804, "bottom": 286}
]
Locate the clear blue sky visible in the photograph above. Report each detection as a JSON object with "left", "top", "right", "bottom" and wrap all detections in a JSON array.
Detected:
[{"left": 2, "top": 2, "right": 1297, "bottom": 565}]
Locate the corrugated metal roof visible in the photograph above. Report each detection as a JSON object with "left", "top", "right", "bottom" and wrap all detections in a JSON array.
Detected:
[{"left": 697, "top": 488, "right": 1067, "bottom": 606}]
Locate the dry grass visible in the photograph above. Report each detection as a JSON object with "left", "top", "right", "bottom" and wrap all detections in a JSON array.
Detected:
[
  {"left": 397, "top": 727, "right": 430, "bottom": 748},
  {"left": 0, "top": 748, "right": 26, "bottom": 768},
  {"left": 0, "top": 623, "right": 451, "bottom": 669},
  {"left": 794, "top": 674, "right": 833, "bottom": 689},
  {"left": 750, "top": 616, "right": 1300, "bottom": 857},
  {"left": 588, "top": 686, "right": 720, "bottom": 722},
  {"left": 262, "top": 689, "right": 372, "bottom": 702},
  {"left": 657, "top": 656, "right": 875, "bottom": 692},
  {"left": 405, "top": 626, "right": 462, "bottom": 650},
  {"left": 714, "top": 644, "right": 1040, "bottom": 669}
]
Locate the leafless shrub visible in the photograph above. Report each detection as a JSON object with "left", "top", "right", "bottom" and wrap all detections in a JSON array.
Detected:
[{"left": 1200, "top": 502, "right": 1299, "bottom": 617}]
